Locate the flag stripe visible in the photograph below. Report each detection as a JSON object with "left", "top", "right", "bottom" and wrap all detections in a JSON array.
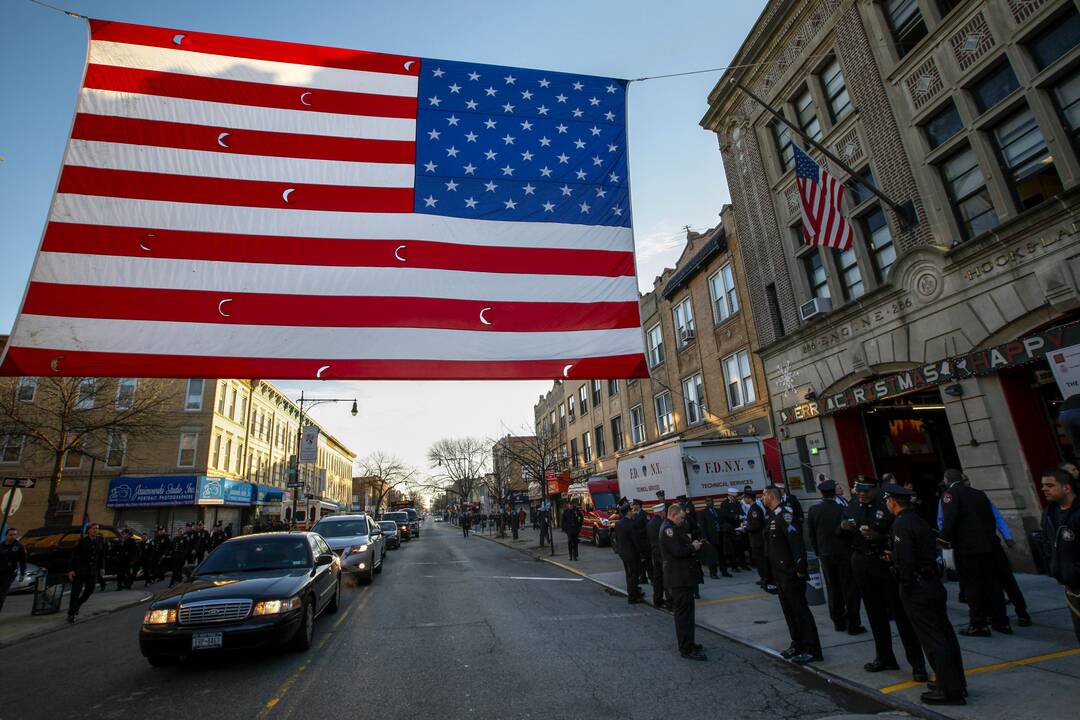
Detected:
[
  {"left": 89, "top": 20, "right": 421, "bottom": 77},
  {"left": 90, "top": 39, "right": 419, "bottom": 97},
  {"left": 31, "top": 253, "right": 639, "bottom": 304},
  {"left": 41, "top": 223, "right": 636, "bottom": 277},
  {"left": 0, "top": 347, "right": 650, "bottom": 381},
  {"left": 57, "top": 166, "right": 415, "bottom": 213},
  {"left": 9, "top": 315, "right": 646, "bottom": 362},
  {"left": 84, "top": 64, "right": 418, "bottom": 120},
  {"left": 49, "top": 195, "right": 635, "bottom": 252},
  {"left": 23, "top": 284, "right": 641, "bottom": 332},
  {"left": 71, "top": 114, "right": 416, "bottom": 164},
  {"left": 78, "top": 88, "right": 417, "bottom": 141},
  {"left": 65, "top": 139, "right": 414, "bottom": 189}
]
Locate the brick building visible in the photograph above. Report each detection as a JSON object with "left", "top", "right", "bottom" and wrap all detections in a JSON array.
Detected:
[
  {"left": 701, "top": 0, "right": 1080, "bottom": 566},
  {"left": 533, "top": 206, "right": 781, "bottom": 486}
]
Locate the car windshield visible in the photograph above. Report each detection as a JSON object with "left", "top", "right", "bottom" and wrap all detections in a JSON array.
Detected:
[
  {"left": 590, "top": 492, "right": 618, "bottom": 510},
  {"left": 383, "top": 512, "right": 407, "bottom": 522},
  {"left": 378, "top": 521, "right": 397, "bottom": 532},
  {"left": 198, "top": 537, "right": 311, "bottom": 574},
  {"left": 313, "top": 518, "right": 368, "bottom": 537},
  {"left": 405, "top": 509, "right": 418, "bottom": 520}
]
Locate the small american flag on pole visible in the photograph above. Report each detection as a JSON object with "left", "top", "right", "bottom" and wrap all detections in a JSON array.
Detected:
[
  {"left": 0, "top": 20, "right": 647, "bottom": 381},
  {"left": 793, "top": 144, "right": 852, "bottom": 251}
]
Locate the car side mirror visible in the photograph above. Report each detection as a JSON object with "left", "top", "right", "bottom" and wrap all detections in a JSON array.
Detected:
[{"left": 316, "top": 553, "right": 335, "bottom": 566}]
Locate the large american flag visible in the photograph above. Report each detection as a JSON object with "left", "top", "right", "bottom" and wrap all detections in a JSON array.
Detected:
[
  {"left": 793, "top": 145, "right": 852, "bottom": 251},
  {"left": 0, "top": 20, "right": 648, "bottom": 381}
]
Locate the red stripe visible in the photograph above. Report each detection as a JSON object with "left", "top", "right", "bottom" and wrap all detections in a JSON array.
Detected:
[
  {"left": 84, "top": 64, "right": 418, "bottom": 120},
  {"left": 0, "top": 347, "right": 651, "bottom": 380},
  {"left": 90, "top": 20, "right": 420, "bottom": 77},
  {"left": 42, "top": 223, "right": 635, "bottom": 277},
  {"left": 72, "top": 114, "right": 415, "bottom": 164},
  {"left": 58, "top": 166, "right": 414, "bottom": 213},
  {"left": 23, "top": 283, "right": 642, "bottom": 333}
]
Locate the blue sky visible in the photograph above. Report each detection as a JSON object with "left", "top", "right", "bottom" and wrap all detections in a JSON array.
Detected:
[{"left": 0, "top": 0, "right": 766, "bottom": 475}]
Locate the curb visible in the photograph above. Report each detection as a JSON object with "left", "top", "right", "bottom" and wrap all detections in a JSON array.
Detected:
[{"left": 0, "top": 591, "right": 154, "bottom": 650}]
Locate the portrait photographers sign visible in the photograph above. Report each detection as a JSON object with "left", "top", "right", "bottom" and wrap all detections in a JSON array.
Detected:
[{"left": 299, "top": 425, "right": 319, "bottom": 464}]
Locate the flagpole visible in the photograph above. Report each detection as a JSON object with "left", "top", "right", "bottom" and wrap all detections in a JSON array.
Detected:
[{"left": 730, "top": 79, "right": 914, "bottom": 229}]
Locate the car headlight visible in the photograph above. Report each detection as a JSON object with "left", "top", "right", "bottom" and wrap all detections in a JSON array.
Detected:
[
  {"left": 349, "top": 544, "right": 369, "bottom": 554},
  {"left": 143, "top": 608, "right": 177, "bottom": 625},
  {"left": 253, "top": 597, "right": 303, "bottom": 616}
]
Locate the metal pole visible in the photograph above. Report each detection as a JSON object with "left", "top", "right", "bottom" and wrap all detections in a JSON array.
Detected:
[
  {"left": 80, "top": 456, "right": 96, "bottom": 536},
  {"left": 291, "top": 391, "right": 304, "bottom": 529}
]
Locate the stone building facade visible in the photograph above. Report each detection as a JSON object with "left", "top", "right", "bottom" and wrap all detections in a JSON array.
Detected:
[
  {"left": 533, "top": 205, "right": 781, "bottom": 485},
  {"left": 702, "top": 0, "right": 1080, "bottom": 567}
]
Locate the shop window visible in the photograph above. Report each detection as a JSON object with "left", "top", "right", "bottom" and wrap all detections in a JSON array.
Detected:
[
  {"left": 16, "top": 377, "right": 37, "bottom": 404},
  {"left": 76, "top": 378, "right": 95, "bottom": 409},
  {"left": 582, "top": 432, "right": 592, "bottom": 463},
  {"left": 608, "top": 379, "right": 620, "bottom": 397},
  {"left": 105, "top": 431, "right": 127, "bottom": 468},
  {"left": 922, "top": 100, "right": 963, "bottom": 149},
  {"left": 773, "top": 121, "right": 794, "bottom": 171},
  {"left": 630, "top": 405, "right": 646, "bottom": 445},
  {"left": 971, "top": 62, "right": 1020, "bottom": 114},
  {"left": 579, "top": 384, "right": 589, "bottom": 415},
  {"left": 683, "top": 373, "right": 706, "bottom": 426},
  {"left": 1, "top": 431, "right": 24, "bottom": 463},
  {"left": 591, "top": 379, "right": 602, "bottom": 406},
  {"left": 795, "top": 88, "right": 822, "bottom": 141},
  {"left": 724, "top": 350, "right": 756, "bottom": 409},
  {"left": 595, "top": 425, "right": 606, "bottom": 458},
  {"left": 885, "top": 0, "right": 928, "bottom": 58},
  {"left": 709, "top": 263, "right": 739, "bottom": 324},
  {"left": 834, "top": 246, "right": 864, "bottom": 300},
  {"left": 1028, "top": 8, "right": 1080, "bottom": 71},
  {"left": 646, "top": 323, "right": 665, "bottom": 368},
  {"left": 941, "top": 145, "right": 999, "bottom": 240},
  {"left": 822, "top": 56, "right": 851, "bottom": 123},
  {"left": 612, "top": 415, "right": 625, "bottom": 451},
  {"left": 804, "top": 248, "right": 830, "bottom": 299},
  {"left": 994, "top": 106, "right": 1063, "bottom": 210},
  {"left": 1053, "top": 67, "right": 1080, "bottom": 145},
  {"left": 862, "top": 208, "right": 896, "bottom": 283},
  {"left": 654, "top": 392, "right": 674, "bottom": 435},
  {"left": 570, "top": 438, "right": 578, "bottom": 467},
  {"left": 673, "top": 297, "right": 695, "bottom": 347},
  {"left": 178, "top": 432, "right": 198, "bottom": 467}
]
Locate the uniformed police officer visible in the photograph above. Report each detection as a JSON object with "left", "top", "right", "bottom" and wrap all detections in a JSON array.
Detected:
[
  {"left": 660, "top": 503, "right": 705, "bottom": 660},
  {"left": 744, "top": 487, "right": 770, "bottom": 589},
  {"left": 115, "top": 528, "right": 138, "bottom": 590},
  {"left": 807, "top": 479, "right": 865, "bottom": 634},
  {"left": 67, "top": 524, "right": 104, "bottom": 623},
  {"left": 763, "top": 487, "right": 822, "bottom": 664},
  {"left": 631, "top": 499, "right": 651, "bottom": 585},
  {"left": 647, "top": 503, "right": 669, "bottom": 609},
  {"left": 614, "top": 506, "right": 644, "bottom": 604},
  {"left": 839, "top": 476, "right": 928, "bottom": 680},
  {"left": 884, "top": 483, "right": 966, "bottom": 706},
  {"left": 0, "top": 527, "right": 28, "bottom": 613},
  {"left": 169, "top": 526, "right": 189, "bottom": 587}
]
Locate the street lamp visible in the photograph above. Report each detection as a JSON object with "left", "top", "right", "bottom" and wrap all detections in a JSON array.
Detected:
[{"left": 289, "top": 391, "right": 359, "bottom": 529}]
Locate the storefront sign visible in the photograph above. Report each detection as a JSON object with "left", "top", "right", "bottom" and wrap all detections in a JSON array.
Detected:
[
  {"left": 255, "top": 484, "right": 285, "bottom": 506},
  {"left": 107, "top": 476, "right": 198, "bottom": 507},
  {"left": 962, "top": 227, "right": 1072, "bottom": 281},
  {"left": 1048, "top": 343, "right": 1080, "bottom": 399},
  {"left": 197, "top": 477, "right": 255, "bottom": 506},
  {"left": 778, "top": 321, "right": 1080, "bottom": 421}
]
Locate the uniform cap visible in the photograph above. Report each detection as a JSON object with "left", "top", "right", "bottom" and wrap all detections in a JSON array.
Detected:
[
  {"left": 882, "top": 483, "right": 914, "bottom": 499},
  {"left": 817, "top": 479, "right": 836, "bottom": 493},
  {"left": 728, "top": 487, "right": 740, "bottom": 496},
  {"left": 655, "top": 490, "right": 666, "bottom": 498},
  {"left": 676, "top": 494, "right": 688, "bottom": 501}
]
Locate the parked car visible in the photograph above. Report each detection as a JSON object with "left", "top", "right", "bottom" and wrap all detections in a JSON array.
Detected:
[
  {"left": 311, "top": 514, "right": 384, "bottom": 582},
  {"left": 6, "top": 562, "right": 47, "bottom": 594},
  {"left": 139, "top": 532, "right": 341, "bottom": 667},
  {"left": 377, "top": 520, "right": 401, "bottom": 549},
  {"left": 381, "top": 511, "right": 410, "bottom": 541},
  {"left": 20, "top": 525, "right": 145, "bottom": 578},
  {"left": 403, "top": 508, "right": 421, "bottom": 538}
]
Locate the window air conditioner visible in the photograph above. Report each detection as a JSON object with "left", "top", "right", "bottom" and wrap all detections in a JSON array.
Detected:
[
  {"left": 799, "top": 297, "right": 832, "bottom": 321},
  {"left": 680, "top": 328, "right": 696, "bottom": 343}
]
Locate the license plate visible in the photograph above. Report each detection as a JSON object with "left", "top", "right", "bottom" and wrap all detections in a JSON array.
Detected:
[{"left": 191, "top": 631, "right": 223, "bottom": 650}]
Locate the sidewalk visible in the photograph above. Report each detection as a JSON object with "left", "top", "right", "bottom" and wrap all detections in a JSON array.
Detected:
[
  {"left": 0, "top": 579, "right": 163, "bottom": 648},
  {"left": 477, "top": 524, "right": 1078, "bottom": 720}
]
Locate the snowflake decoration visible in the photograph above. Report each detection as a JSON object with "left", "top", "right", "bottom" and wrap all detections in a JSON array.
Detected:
[{"left": 777, "top": 360, "right": 799, "bottom": 397}]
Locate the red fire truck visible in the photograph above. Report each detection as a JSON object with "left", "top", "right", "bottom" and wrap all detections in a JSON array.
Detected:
[{"left": 579, "top": 476, "right": 619, "bottom": 546}]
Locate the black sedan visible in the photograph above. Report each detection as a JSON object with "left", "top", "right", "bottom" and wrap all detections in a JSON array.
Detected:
[{"left": 139, "top": 532, "right": 341, "bottom": 667}]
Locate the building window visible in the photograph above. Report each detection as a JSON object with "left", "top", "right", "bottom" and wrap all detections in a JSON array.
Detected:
[
  {"left": 646, "top": 323, "right": 665, "bottom": 367},
  {"left": 709, "top": 263, "right": 739, "bottom": 324},
  {"left": 994, "top": 106, "right": 1063, "bottom": 210},
  {"left": 582, "top": 432, "right": 592, "bottom": 463},
  {"left": 224, "top": 437, "right": 232, "bottom": 472},
  {"left": 568, "top": 394, "right": 575, "bottom": 422},
  {"left": 795, "top": 88, "right": 822, "bottom": 141},
  {"left": 591, "top": 379, "right": 602, "bottom": 406},
  {"left": 213, "top": 433, "right": 222, "bottom": 469},
  {"left": 941, "top": 146, "right": 999, "bottom": 241},
  {"left": 847, "top": 166, "right": 878, "bottom": 207},
  {"left": 217, "top": 383, "right": 227, "bottom": 413},
  {"left": 184, "top": 379, "right": 204, "bottom": 411},
  {"left": 64, "top": 439, "right": 82, "bottom": 469},
  {"left": 1, "top": 432, "right": 24, "bottom": 463},
  {"left": 1055, "top": 68, "right": 1080, "bottom": 145},
  {"left": 105, "top": 431, "right": 127, "bottom": 468},
  {"left": 971, "top": 62, "right": 1020, "bottom": 114},
  {"left": 569, "top": 438, "right": 578, "bottom": 467},
  {"left": 766, "top": 283, "right": 785, "bottom": 339},
  {"left": 673, "top": 298, "right": 695, "bottom": 347},
  {"left": 178, "top": 432, "right": 198, "bottom": 467},
  {"left": 55, "top": 495, "right": 77, "bottom": 515},
  {"left": 16, "top": 377, "right": 37, "bottom": 403},
  {"left": 608, "top": 379, "right": 620, "bottom": 397},
  {"left": 630, "top": 405, "right": 646, "bottom": 445},
  {"left": 76, "top": 378, "right": 95, "bottom": 409},
  {"left": 834, "top": 246, "right": 864, "bottom": 300},
  {"left": 821, "top": 56, "right": 851, "bottom": 123},
  {"left": 549, "top": 410, "right": 556, "bottom": 433},
  {"left": 595, "top": 425, "right": 606, "bottom": 457},
  {"left": 579, "top": 384, "right": 589, "bottom": 415},
  {"left": 1028, "top": 8, "right": 1080, "bottom": 71},
  {"left": 773, "top": 121, "right": 794, "bottom": 171},
  {"left": 862, "top": 208, "right": 896, "bottom": 283},
  {"left": 804, "top": 248, "right": 830, "bottom": 299},
  {"left": 724, "top": 350, "right": 757, "bottom": 409},
  {"left": 654, "top": 391, "right": 674, "bottom": 435},
  {"left": 885, "top": 0, "right": 928, "bottom": 58},
  {"left": 682, "top": 373, "right": 707, "bottom": 426},
  {"left": 611, "top": 416, "right": 625, "bottom": 452},
  {"left": 922, "top": 100, "right": 963, "bottom": 149},
  {"left": 113, "top": 378, "right": 136, "bottom": 410},
  {"left": 559, "top": 403, "right": 566, "bottom": 428},
  {"left": 227, "top": 385, "right": 237, "bottom": 419}
]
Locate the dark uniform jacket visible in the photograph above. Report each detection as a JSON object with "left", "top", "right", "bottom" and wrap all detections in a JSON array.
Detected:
[
  {"left": 807, "top": 497, "right": 850, "bottom": 558},
  {"left": 613, "top": 516, "right": 641, "bottom": 562},
  {"left": 659, "top": 520, "right": 697, "bottom": 588},
  {"left": 680, "top": 503, "right": 700, "bottom": 540},
  {"left": 782, "top": 492, "right": 805, "bottom": 526},
  {"left": 646, "top": 513, "right": 666, "bottom": 556},
  {"left": 765, "top": 505, "right": 808, "bottom": 579},
  {"left": 70, "top": 535, "right": 103, "bottom": 577},
  {"left": 838, "top": 497, "right": 893, "bottom": 562},
  {"left": 940, "top": 481, "right": 998, "bottom": 555},
  {"left": 746, "top": 501, "right": 767, "bottom": 548},
  {"left": 699, "top": 507, "right": 721, "bottom": 545},
  {"left": 208, "top": 529, "right": 227, "bottom": 551},
  {"left": 0, "top": 540, "right": 28, "bottom": 577},
  {"left": 718, "top": 499, "right": 743, "bottom": 534},
  {"left": 119, "top": 536, "right": 138, "bottom": 562},
  {"left": 1041, "top": 503, "right": 1080, "bottom": 591},
  {"left": 632, "top": 509, "right": 649, "bottom": 549},
  {"left": 890, "top": 509, "right": 940, "bottom": 587},
  {"left": 561, "top": 507, "right": 583, "bottom": 534}
]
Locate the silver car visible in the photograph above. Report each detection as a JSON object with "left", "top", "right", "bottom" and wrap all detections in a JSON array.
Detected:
[
  {"left": 311, "top": 514, "right": 385, "bottom": 583},
  {"left": 377, "top": 520, "right": 401, "bottom": 549}
]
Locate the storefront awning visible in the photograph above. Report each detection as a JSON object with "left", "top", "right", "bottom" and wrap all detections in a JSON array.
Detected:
[
  {"left": 196, "top": 477, "right": 256, "bottom": 506},
  {"left": 255, "top": 484, "right": 285, "bottom": 505},
  {"left": 107, "top": 475, "right": 198, "bottom": 508}
]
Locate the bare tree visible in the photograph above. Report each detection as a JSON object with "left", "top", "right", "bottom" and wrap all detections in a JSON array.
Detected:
[
  {"left": 424, "top": 437, "right": 488, "bottom": 510},
  {"left": 0, "top": 376, "right": 183, "bottom": 523},
  {"left": 354, "top": 451, "right": 416, "bottom": 515}
]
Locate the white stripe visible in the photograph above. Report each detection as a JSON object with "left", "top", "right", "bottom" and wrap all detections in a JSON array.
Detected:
[
  {"left": 65, "top": 139, "right": 414, "bottom": 189},
  {"left": 50, "top": 194, "right": 635, "bottom": 252},
  {"left": 33, "top": 253, "right": 640, "bottom": 303},
  {"left": 90, "top": 40, "right": 419, "bottom": 98},
  {"left": 10, "top": 315, "right": 645, "bottom": 362},
  {"left": 78, "top": 88, "right": 416, "bottom": 142}
]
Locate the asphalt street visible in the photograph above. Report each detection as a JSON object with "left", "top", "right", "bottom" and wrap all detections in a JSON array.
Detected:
[{"left": 0, "top": 521, "right": 889, "bottom": 720}]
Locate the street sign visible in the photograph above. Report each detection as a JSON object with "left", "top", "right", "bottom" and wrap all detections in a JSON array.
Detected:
[
  {"left": 299, "top": 426, "right": 319, "bottom": 464},
  {"left": 1, "top": 478, "right": 35, "bottom": 488},
  {"left": 286, "top": 479, "right": 304, "bottom": 488},
  {"left": 1, "top": 489, "right": 23, "bottom": 515}
]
